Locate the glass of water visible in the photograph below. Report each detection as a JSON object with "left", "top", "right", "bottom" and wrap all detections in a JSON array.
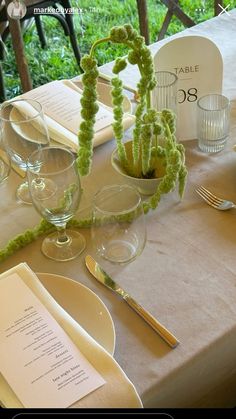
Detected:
[
  {"left": 0, "top": 98, "right": 49, "bottom": 203},
  {"left": 197, "top": 94, "right": 230, "bottom": 153},
  {"left": 152, "top": 71, "right": 178, "bottom": 114},
  {"left": 91, "top": 184, "right": 146, "bottom": 264}
]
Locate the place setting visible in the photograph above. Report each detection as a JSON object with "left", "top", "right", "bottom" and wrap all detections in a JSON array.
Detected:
[{"left": 0, "top": 262, "right": 142, "bottom": 408}]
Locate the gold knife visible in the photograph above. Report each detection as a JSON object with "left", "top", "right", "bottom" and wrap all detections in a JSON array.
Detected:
[{"left": 85, "top": 255, "right": 180, "bottom": 349}]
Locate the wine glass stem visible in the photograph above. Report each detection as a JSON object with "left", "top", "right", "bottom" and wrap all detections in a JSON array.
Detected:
[{"left": 56, "top": 226, "right": 71, "bottom": 245}]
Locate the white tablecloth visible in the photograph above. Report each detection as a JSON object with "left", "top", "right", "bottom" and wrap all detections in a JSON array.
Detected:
[{"left": 0, "top": 10, "right": 236, "bottom": 408}]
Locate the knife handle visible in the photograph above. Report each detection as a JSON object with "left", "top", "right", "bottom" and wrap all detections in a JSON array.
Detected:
[{"left": 125, "top": 295, "right": 179, "bottom": 349}]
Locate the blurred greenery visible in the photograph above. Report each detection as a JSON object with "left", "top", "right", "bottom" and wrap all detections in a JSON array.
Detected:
[{"left": 2, "top": 0, "right": 235, "bottom": 99}]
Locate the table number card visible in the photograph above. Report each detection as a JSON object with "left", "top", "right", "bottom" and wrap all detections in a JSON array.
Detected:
[
  {"left": 0, "top": 273, "right": 105, "bottom": 408},
  {"left": 153, "top": 36, "right": 223, "bottom": 140}
]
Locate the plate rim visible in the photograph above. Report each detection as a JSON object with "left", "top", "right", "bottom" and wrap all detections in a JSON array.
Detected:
[
  {"left": 36, "top": 271, "right": 116, "bottom": 356},
  {"left": 10, "top": 107, "right": 45, "bottom": 144}
]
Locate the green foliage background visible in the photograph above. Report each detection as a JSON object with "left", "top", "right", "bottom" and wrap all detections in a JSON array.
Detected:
[{"left": 2, "top": 0, "right": 235, "bottom": 99}]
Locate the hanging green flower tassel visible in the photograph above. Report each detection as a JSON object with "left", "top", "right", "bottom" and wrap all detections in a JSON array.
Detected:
[
  {"left": 76, "top": 55, "right": 99, "bottom": 176},
  {"left": 0, "top": 24, "right": 189, "bottom": 264},
  {"left": 111, "top": 57, "right": 128, "bottom": 169}
]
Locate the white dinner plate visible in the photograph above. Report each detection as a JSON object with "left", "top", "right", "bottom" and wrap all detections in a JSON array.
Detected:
[
  {"left": 36, "top": 272, "right": 116, "bottom": 356},
  {"left": 9, "top": 107, "right": 51, "bottom": 144}
]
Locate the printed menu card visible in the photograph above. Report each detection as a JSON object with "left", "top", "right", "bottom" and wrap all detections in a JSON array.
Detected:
[
  {"left": 16, "top": 79, "right": 134, "bottom": 151},
  {"left": 22, "top": 81, "right": 114, "bottom": 135},
  {"left": 0, "top": 273, "right": 105, "bottom": 408}
]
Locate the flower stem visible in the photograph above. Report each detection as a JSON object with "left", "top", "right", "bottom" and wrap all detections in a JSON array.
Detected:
[
  {"left": 90, "top": 37, "right": 111, "bottom": 57},
  {"left": 146, "top": 90, "right": 151, "bottom": 109}
]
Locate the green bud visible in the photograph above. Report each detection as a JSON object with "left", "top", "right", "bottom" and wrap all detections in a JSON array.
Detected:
[
  {"left": 133, "top": 35, "right": 145, "bottom": 49},
  {"left": 81, "top": 55, "right": 97, "bottom": 72},
  {"left": 153, "top": 123, "right": 163, "bottom": 136},
  {"left": 127, "top": 50, "right": 139, "bottom": 65},
  {"left": 112, "top": 58, "right": 127, "bottom": 74},
  {"left": 110, "top": 26, "right": 128, "bottom": 42},
  {"left": 124, "top": 24, "right": 138, "bottom": 41}
]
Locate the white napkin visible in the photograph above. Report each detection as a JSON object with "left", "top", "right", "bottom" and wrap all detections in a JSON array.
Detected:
[{"left": 0, "top": 263, "right": 142, "bottom": 408}]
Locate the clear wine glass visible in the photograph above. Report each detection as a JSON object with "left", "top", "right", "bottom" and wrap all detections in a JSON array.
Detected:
[
  {"left": 0, "top": 142, "right": 11, "bottom": 185},
  {"left": 27, "top": 146, "right": 86, "bottom": 261},
  {"left": 0, "top": 98, "right": 50, "bottom": 204}
]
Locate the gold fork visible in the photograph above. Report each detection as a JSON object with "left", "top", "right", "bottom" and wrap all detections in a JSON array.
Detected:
[{"left": 196, "top": 186, "right": 236, "bottom": 211}]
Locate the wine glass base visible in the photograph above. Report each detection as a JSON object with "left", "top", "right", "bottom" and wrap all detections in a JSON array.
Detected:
[
  {"left": 16, "top": 181, "right": 32, "bottom": 205},
  {"left": 41, "top": 230, "right": 86, "bottom": 262}
]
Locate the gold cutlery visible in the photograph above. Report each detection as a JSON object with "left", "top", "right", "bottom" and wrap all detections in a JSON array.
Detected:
[
  {"left": 196, "top": 185, "right": 236, "bottom": 210},
  {"left": 85, "top": 255, "right": 180, "bottom": 349}
]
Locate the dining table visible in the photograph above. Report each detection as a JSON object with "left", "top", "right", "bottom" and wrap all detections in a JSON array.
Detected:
[{"left": 1, "top": 9, "right": 236, "bottom": 409}]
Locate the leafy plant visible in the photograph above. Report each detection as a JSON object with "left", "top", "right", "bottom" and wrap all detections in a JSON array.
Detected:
[{"left": 77, "top": 23, "right": 188, "bottom": 213}]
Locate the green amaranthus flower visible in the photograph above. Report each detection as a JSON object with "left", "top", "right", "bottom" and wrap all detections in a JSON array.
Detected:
[
  {"left": 76, "top": 24, "right": 187, "bottom": 214},
  {"left": 0, "top": 24, "right": 188, "bottom": 262}
]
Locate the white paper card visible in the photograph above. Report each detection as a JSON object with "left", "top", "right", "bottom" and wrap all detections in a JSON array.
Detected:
[
  {"left": 22, "top": 80, "right": 114, "bottom": 134},
  {"left": 0, "top": 273, "right": 105, "bottom": 408},
  {"left": 99, "top": 63, "right": 140, "bottom": 94},
  {"left": 153, "top": 36, "right": 223, "bottom": 140}
]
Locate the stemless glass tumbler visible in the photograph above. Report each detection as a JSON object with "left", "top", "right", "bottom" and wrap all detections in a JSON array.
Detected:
[
  {"left": 152, "top": 71, "right": 178, "bottom": 114},
  {"left": 0, "top": 98, "right": 50, "bottom": 204},
  {"left": 27, "top": 147, "right": 86, "bottom": 262},
  {"left": 91, "top": 184, "right": 146, "bottom": 264},
  {"left": 197, "top": 94, "right": 230, "bottom": 153}
]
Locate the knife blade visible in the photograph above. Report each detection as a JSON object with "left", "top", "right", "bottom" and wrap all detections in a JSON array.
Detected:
[{"left": 85, "top": 255, "right": 179, "bottom": 349}]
